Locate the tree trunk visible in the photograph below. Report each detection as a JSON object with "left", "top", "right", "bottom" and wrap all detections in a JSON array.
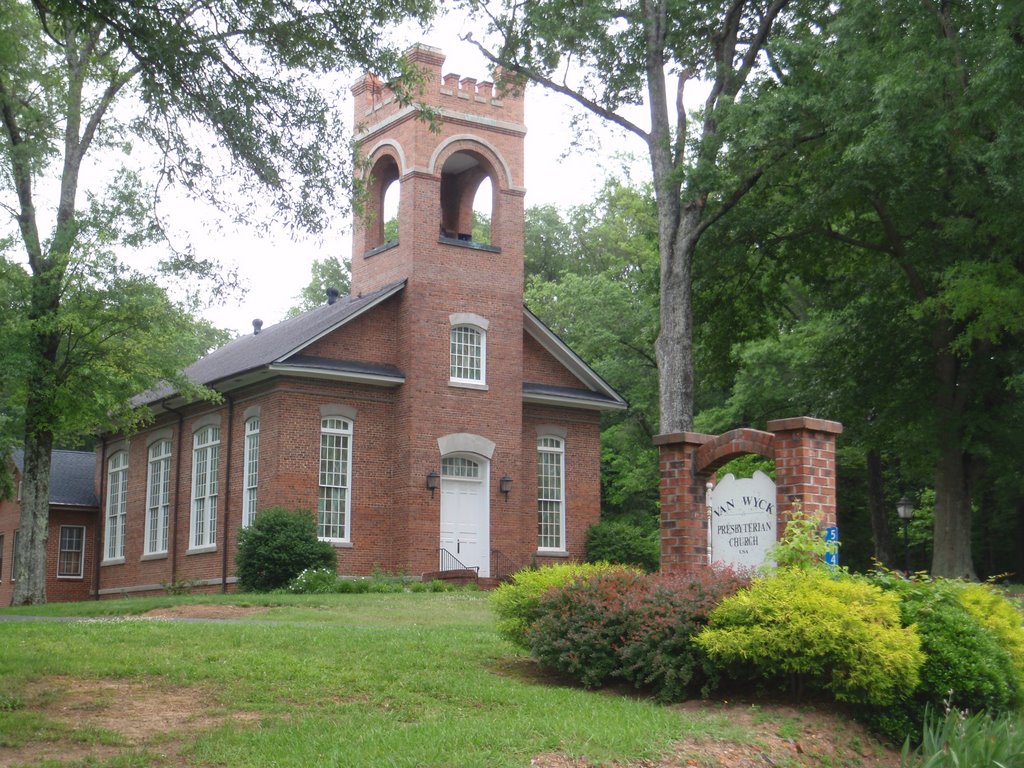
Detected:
[
  {"left": 656, "top": 213, "right": 698, "bottom": 434},
  {"left": 865, "top": 449, "right": 894, "bottom": 567},
  {"left": 930, "top": 440, "right": 978, "bottom": 580},
  {"left": 12, "top": 430, "right": 53, "bottom": 605}
]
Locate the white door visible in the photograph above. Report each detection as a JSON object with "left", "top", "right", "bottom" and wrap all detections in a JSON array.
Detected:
[{"left": 439, "top": 456, "right": 490, "bottom": 577}]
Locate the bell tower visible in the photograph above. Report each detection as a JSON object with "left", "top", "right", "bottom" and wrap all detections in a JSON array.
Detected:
[{"left": 349, "top": 45, "right": 529, "bottom": 577}]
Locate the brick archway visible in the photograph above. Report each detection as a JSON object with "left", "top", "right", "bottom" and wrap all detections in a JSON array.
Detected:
[{"left": 653, "top": 416, "right": 842, "bottom": 574}]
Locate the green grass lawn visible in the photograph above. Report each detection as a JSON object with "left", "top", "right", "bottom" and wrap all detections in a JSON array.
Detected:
[{"left": 0, "top": 593, "right": 734, "bottom": 767}]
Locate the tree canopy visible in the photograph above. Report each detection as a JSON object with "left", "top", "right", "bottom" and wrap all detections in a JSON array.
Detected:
[{"left": 0, "top": 0, "right": 436, "bottom": 603}]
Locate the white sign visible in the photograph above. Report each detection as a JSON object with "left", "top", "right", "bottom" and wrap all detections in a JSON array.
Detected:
[{"left": 707, "top": 471, "right": 777, "bottom": 569}]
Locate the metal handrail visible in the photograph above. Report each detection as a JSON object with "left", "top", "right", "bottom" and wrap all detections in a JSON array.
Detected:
[
  {"left": 489, "top": 548, "right": 522, "bottom": 580},
  {"left": 438, "top": 548, "right": 478, "bottom": 574}
]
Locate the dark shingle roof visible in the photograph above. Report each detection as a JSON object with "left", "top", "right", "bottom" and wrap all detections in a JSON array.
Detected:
[
  {"left": 135, "top": 279, "right": 406, "bottom": 406},
  {"left": 11, "top": 449, "right": 98, "bottom": 508},
  {"left": 522, "top": 382, "right": 627, "bottom": 410}
]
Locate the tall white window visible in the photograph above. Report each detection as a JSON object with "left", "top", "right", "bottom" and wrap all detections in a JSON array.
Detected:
[
  {"left": 191, "top": 425, "right": 220, "bottom": 549},
  {"left": 242, "top": 417, "right": 260, "bottom": 528},
  {"left": 450, "top": 325, "right": 485, "bottom": 384},
  {"left": 145, "top": 439, "right": 171, "bottom": 555},
  {"left": 58, "top": 525, "right": 85, "bottom": 578},
  {"left": 10, "top": 531, "right": 18, "bottom": 581},
  {"left": 105, "top": 451, "right": 128, "bottom": 561},
  {"left": 318, "top": 417, "right": 352, "bottom": 542},
  {"left": 0, "top": 533, "right": 5, "bottom": 581},
  {"left": 537, "top": 436, "right": 565, "bottom": 551}
]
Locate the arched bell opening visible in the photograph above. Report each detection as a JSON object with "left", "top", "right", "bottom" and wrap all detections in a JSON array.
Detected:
[{"left": 439, "top": 150, "right": 496, "bottom": 247}]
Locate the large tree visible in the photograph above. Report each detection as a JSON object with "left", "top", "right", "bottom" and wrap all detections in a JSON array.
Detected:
[
  {"left": 0, "top": 0, "right": 434, "bottom": 603},
  {"left": 698, "top": 0, "right": 1024, "bottom": 578},
  {"left": 465, "top": 0, "right": 812, "bottom": 433},
  {"left": 775, "top": 0, "right": 1023, "bottom": 579}
]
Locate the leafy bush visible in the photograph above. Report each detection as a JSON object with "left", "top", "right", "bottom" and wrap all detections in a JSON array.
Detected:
[
  {"left": 955, "top": 583, "right": 1024, "bottom": 704},
  {"left": 288, "top": 567, "right": 340, "bottom": 593},
  {"left": 696, "top": 568, "right": 924, "bottom": 706},
  {"left": 585, "top": 518, "right": 660, "bottom": 572},
  {"left": 490, "top": 562, "right": 632, "bottom": 649},
  {"left": 528, "top": 568, "right": 649, "bottom": 687},
  {"left": 617, "top": 567, "right": 750, "bottom": 700},
  {"left": 862, "top": 576, "right": 1020, "bottom": 743},
  {"left": 526, "top": 566, "right": 750, "bottom": 699},
  {"left": 765, "top": 507, "right": 830, "bottom": 571},
  {"left": 235, "top": 507, "right": 336, "bottom": 592},
  {"left": 901, "top": 706, "right": 1024, "bottom": 768}
]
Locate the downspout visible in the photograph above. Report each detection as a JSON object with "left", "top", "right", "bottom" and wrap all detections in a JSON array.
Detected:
[
  {"left": 221, "top": 394, "right": 234, "bottom": 593},
  {"left": 92, "top": 438, "right": 107, "bottom": 600},
  {"left": 163, "top": 404, "right": 185, "bottom": 586}
]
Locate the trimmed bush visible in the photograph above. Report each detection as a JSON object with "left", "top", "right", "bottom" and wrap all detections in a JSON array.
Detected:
[
  {"left": 617, "top": 567, "right": 750, "bottom": 700},
  {"left": 861, "top": 576, "right": 1020, "bottom": 743},
  {"left": 526, "top": 566, "right": 749, "bottom": 699},
  {"left": 585, "top": 519, "right": 660, "bottom": 572},
  {"left": 235, "top": 507, "right": 336, "bottom": 592},
  {"left": 529, "top": 569, "right": 649, "bottom": 687},
  {"left": 490, "top": 562, "right": 632, "bottom": 649},
  {"left": 696, "top": 568, "right": 924, "bottom": 706},
  {"left": 955, "top": 583, "right": 1024, "bottom": 704}
]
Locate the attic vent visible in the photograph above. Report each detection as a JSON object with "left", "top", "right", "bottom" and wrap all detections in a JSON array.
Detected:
[
  {"left": 252, "top": 318, "right": 263, "bottom": 335},
  {"left": 326, "top": 287, "right": 340, "bottom": 305}
]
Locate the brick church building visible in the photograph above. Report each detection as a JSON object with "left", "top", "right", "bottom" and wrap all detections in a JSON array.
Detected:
[{"left": 0, "top": 44, "right": 625, "bottom": 601}]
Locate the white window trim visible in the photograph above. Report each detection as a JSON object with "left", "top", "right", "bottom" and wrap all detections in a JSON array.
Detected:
[
  {"left": 57, "top": 525, "right": 86, "bottom": 579},
  {"left": 449, "top": 324, "right": 487, "bottom": 386},
  {"left": 0, "top": 532, "right": 5, "bottom": 582},
  {"left": 537, "top": 436, "right": 566, "bottom": 552},
  {"left": 144, "top": 439, "right": 172, "bottom": 555},
  {"left": 104, "top": 451, "right": 128, "bottom": 562},
  {"left": 10, "top": 530, "right": 18, "bottom": 581},
  {"left": 318, "top": 416, "right": 353, "bottom": 544},
  {"left": 242, "top": 417, "right": 260, "bottom": 528},
  {"left": 190, "top": 425, "right": 220, "bottom": 551}
]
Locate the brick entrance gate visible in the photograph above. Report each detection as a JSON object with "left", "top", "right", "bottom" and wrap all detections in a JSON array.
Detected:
[{"left": 654, "top": 416, "right": 843, "bottom": 574}]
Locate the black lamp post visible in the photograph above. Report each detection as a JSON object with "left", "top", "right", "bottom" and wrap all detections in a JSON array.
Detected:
[{"left": 896, "top": 496, "right": 914, "bottom": 574}]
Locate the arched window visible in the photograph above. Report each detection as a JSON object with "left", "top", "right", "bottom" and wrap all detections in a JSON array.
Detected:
[
  {"left": 537, "top": 436, "right": 565, "bottom": 551},
  {"left": 319, "top": 416, "right": 353, "bottom": 542},
  {"left": 191, "top": 425, "right": 220, "bottom": 550},
  {"left": 145, "top": 439, "right": 172, "bottom": 555},
  {"left": 242, "top": 417, "right": 260, "bottom": 528},
  {"left": 104, "top": 451, "right": 128, "bottom": 561}
]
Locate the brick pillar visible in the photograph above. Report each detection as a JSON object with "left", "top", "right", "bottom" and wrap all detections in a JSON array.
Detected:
[
  {"left": 653, "top": 432, "right": 712, "bottom": 574},
  {"left": 768, "top": 417, "right": 843, "bottom": 532}
]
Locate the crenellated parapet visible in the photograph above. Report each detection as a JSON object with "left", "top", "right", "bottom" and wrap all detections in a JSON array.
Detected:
[{"left": 351, "top": 43, "right": 525, "bottom": 128}]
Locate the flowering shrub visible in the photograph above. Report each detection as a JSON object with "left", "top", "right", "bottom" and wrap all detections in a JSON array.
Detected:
[
  {"left": 525, "top": 566, "right": 750, "bottom": 699},
  {"left": 288, "top": 567, "right": 339, "bottom": 593},
  {"left": 490, "top": 562, "right": 632, "bottom": 649},
  {"left": 696, "top": 568, "right": 924, "bottom": 707}
]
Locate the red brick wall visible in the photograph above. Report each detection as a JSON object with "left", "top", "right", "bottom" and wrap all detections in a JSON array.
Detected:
[
  {"left": 0, "top": 490, "right": 95, "bottom": 604},
  {"left": 522, "top": 332, "right": 586, "bottom": 389}
]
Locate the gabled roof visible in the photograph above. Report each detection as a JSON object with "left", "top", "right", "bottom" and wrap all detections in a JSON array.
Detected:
[
  {"left": 135, "top": 280, "right": 407, "bottom": 406},
  {"left": 522, "top": 308, "right": 627, "bottom": 411},
  {"left": 11, "top": 449, "right": 98, "bottom": 508}
]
